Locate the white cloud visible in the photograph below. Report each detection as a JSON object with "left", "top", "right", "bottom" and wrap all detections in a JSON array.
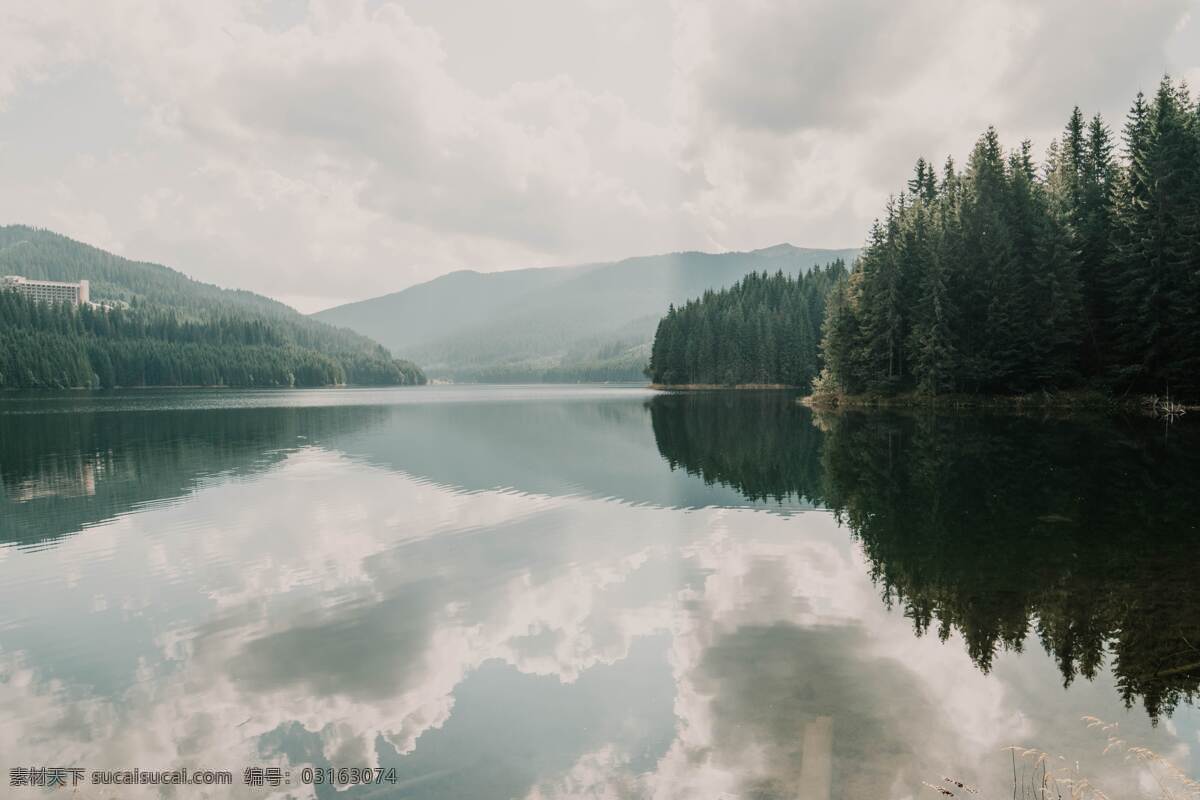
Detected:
[{"left": 0, "top": 0, "right": 1197, "bottom": 310}]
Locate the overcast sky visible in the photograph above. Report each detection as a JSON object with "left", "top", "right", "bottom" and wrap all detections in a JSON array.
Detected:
[{"left": 2, "top": 1, "right": 1199, "bottom": 312}]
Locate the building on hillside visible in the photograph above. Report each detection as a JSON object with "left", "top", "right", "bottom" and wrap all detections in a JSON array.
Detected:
[{"left": 1, "top": 275, "right": 90, "bottom": 306}]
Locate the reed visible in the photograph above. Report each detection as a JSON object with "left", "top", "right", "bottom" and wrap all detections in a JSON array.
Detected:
[{"left": 926, "top": 716, "right": 1200, "bottom": 800}]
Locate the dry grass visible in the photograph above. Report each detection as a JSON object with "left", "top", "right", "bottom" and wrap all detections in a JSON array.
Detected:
[
  {"left": 926, "top": 716, "right": 1200, "bottom": 800},
  {"left": 1144, "top": 393, "right": 1189, "bottom": 421}
]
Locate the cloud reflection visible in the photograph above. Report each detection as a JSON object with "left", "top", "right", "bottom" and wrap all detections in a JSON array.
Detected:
[{"left": 0, "top": 413, "right": 1195, "bottom": 799}]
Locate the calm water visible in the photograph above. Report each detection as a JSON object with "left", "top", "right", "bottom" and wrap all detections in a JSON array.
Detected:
[{"left": 0, "top": 386, "right": 1196, "bottom": 798}]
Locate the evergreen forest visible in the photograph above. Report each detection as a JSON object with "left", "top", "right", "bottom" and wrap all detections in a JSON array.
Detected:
[
  {"left": 646, "top": 261, "right": 848, "bottom": 386},
  {"left": 822, "top": 77, "right": 1200, "bottom": 399},
  {"left": 0, "top": 226, "right": 424, "bottom": 389},
  {"left": 648, "top": 77, "right": 1200, "bottom": 399}
]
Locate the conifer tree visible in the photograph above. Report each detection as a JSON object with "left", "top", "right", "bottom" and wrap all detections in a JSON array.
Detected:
[
  {"left": 1109, "top": 79, "right": 1200, "bottom": 394},
  {"left": 647, "top": 263, "right": 848, "bottom": 388}
]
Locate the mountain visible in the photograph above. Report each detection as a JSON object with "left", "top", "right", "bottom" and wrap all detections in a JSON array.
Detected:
[
  {"left": 0, "top": 225, "right": 424, "bottom": 388},
  {"left": 313, "top": 244, "right": 860, "bottom": 381}
]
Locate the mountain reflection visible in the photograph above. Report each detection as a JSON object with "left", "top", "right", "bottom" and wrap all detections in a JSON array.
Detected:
[
  {"left": 0, "top": 404, "right": 388, "bottom": 547},
  {"left": 650, "top": 393, "right": 1200, "bottom": 721}
]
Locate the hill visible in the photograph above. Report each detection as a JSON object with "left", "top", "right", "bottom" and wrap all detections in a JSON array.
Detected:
[
  {"left": 313, "top": 244, "right": 859, "bottom": 381},
  {"left": 0, "top": 225, "right": 424, "bottom": 388}
]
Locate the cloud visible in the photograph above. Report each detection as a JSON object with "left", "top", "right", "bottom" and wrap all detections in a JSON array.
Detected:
[
  {"left": 0, "top": 446, "right": 687, "bottom": 795},
  {"left": 0, "top": 1, "right": 692, "bottom": 308},
  {"left": 668, "top": 0, "right": 1199, "bottom": 254},
  {"left": 0, "top": 0, "right": 1197, "bottom": 310},
  {"left": 684, "top": 1, "right": 954, "bottom": 134}
]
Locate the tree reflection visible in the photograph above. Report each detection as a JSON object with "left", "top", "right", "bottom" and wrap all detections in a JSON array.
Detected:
[
  {"left": 650, "top": 393, "right": 1200, "bottom": 720},
  {"left": 0, "top": 404, "right": 387, "bottom": 547},
  {"left": 649, "top": 391, "right": 824, "bottom": 505}
]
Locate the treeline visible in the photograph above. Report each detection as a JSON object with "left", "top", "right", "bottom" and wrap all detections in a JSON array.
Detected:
[
  {"left": 821, "top": 77, "right": 1200, "bottom": 398},
  {"left": 0, "top": 225, "right": 425, "bottom": 389},
  {"left": 647, "top": 260, "right": 848, "bottom": 387},
  {"left": 0, "top": 291, "right": 425, "bottom": 389}
]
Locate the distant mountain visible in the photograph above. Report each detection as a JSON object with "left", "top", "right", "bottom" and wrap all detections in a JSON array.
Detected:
[
  {"left": 0, "top": 225, "right": 424, "bottom": 388},
  {"left": 313, "top": 244, "right": 859, "bottom": 381}
]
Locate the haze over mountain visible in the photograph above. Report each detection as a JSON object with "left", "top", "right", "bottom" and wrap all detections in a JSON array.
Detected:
[{"left": 314, "top": 244, "right": 859, "bottom": 381}]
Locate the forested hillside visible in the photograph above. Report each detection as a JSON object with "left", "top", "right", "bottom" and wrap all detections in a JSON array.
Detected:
[
  {"left": 0, "top": 226, "right": 424, "bottom": 388},
  {"left": 647, "top": 261, "right": 848, "bottom": 387},
  {"left": 314, "top": 244, "right": 859, "bottom": 382},
  {"left": 819, "top": 77, "right": 1200, "bottom": 400}
]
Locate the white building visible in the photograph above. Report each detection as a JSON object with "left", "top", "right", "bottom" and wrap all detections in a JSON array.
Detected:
[{"left": 1, "top": 275, "right": 90, "bottom": 306}]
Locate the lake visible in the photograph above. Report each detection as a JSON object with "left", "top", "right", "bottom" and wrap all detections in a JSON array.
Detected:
[{"left": 1, "top": 386, "right": 1197, "bottom": 799}]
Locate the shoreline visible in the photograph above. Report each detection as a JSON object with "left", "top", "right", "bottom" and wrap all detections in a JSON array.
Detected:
[
  {"left": 0, "top": 383, "right": 425, "bottom": 392},
  {"left": 649, "top": 383, "right": 799, "bottom": 391},
  {"left": 799, "top": 390, "right": 1197, "bottom": 415}
]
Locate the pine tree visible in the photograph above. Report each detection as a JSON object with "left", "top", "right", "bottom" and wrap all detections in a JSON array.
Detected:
[
  {"left": 646, "top": 264, "right": 848, "bottom": 389},
  {"left": 910, "top": 256, "right": 957, "bottom": 394},
  {"left": 1077, "top": 113, "right": 1117, "bottom": 372},
  {"left": 1109, "top": 79, "right": 1200, "bottom": 394}
]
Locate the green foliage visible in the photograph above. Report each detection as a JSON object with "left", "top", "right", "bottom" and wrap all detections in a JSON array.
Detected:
[
  {"left": 1107, "top": 79, "right": 1200, "bottom": 394},
  {"left": 647, "top": 261, "right": 848, "bottom": 387},
  {"left": 821, "top": 77, "right": 1200, "bottom": 399},
  {"left": 0, "top": 226, "right": 425, "bottom": 388}
]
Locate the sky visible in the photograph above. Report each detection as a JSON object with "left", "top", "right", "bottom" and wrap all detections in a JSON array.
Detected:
[{"left": 1, "top": 0, "right": 1199, "bottom": 313}]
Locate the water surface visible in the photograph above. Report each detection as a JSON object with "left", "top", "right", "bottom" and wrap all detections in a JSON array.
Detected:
[{"left": 1, "top": 386, "right": 1196, "bottom": 798}]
